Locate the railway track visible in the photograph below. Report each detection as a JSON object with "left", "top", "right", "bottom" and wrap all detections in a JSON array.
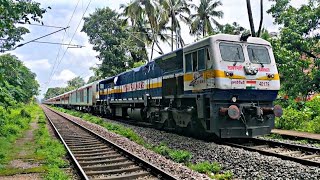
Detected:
[
  {"left": 41, "top": 106, "right": 177, "bottom": 180},
  {"left": 224, "top": 138, "right": 320, "bottom": 167}
]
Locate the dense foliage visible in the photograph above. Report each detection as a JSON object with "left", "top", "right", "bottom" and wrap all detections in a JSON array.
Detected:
[
  {"left": 0, "top": 54, "right": 39, "bottom": 107},
  {"left": 276, "top": 96, "right": 320, "bottom": 133},
  {"left": 0, "top": 0, "right": 47, "bottom": 52},
  {"left": 268, "top": 0, "right": 320, "bottom": 98},
  {"left": 82, "top": 7, "right": 147, "bottom": 78},
  {"left": 44, "top": 76, "right": 85, "bottom": 99}
]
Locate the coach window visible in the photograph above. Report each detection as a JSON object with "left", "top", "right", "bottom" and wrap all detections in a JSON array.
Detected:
[
  {"left": 198, "top": 49, "right": 205, "bottom": 70},
  {"left": 185, "top": 53, "right": 192, "bottom": 72},
  {"left": 219, "top": 42, "right": 244, "bottom": 62}
]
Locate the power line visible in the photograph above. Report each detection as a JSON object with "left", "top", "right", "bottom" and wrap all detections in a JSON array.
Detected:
[
  {"left": 17, "top": 22, "right": 65, "bottom": 29},
  {"left": 44, "top": 0, "right": 92, "bottom": 91},
  {"left": 1, "top": 27, "right": 69, "bottom": 52},
  {"left": 32, "top": 40, "right": 84, "bottom": 48},
  {"left": 54, "top": 0, "right": 92, "bottom": 74},
  {"left": 15, "top": 26, "right": 69, "bottom": 48},
  {"left": 44, "top": 0, "right": 81, "bottom": 90}
]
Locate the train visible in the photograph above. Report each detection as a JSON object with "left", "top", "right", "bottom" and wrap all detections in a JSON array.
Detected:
[{"left": 44, "top": 34, "right": 283, "bottom": 138}]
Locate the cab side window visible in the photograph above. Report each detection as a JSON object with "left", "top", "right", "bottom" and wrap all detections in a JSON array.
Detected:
[
  {"left": 192, "top": 51, "right": 197, "bottom": 71},
  {"left": 185, "top": 48, "right": 208, "bottom": 72},
  {"left": 198, "top": 49, "right": 205, "bottom": 70},
  {"left": 185, "top": 53, "right": 192, "bottom": 72}
]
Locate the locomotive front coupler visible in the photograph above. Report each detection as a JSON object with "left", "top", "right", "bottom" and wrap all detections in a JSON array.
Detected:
[{"left": 239, "top": 103, "right": 264, "bottom": 122}]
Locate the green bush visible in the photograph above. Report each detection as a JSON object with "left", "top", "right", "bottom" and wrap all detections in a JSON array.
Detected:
[
  {"left": 44, "top": 166, "right": 69, "bottom": 180},
  {"left": 305, "top": 97, "right": 320, "bottom": 118},
  {"left": 168, "top": 149, "right": 192, "bottom": 163},
  {"left": 276, "top": 96, "right": 320, "bottom": 133},
  {"left": 276, "top": 107, "right": 312, "bottom": 130},
  {"left": 153, "top": 143, "right": 171, "bottom": 156},
  {"left": 1, "top": 124, "right": 20, "bottom": 137},
  {"left": 189, "top": 161, "right": 221, "bottom": 174}
]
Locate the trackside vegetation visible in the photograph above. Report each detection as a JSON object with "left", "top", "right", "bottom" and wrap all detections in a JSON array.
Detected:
[
  {"left": 275, "top": 96, "right": 320, "bottom": 133},
  {"left": 0, "top": 53, "right": 68, "bottom": 178},
  {"left": 52, "top": 106, "right": 233, "bottom": 179},
  {"left": 35, "top": 106, "right": 69, "bottom": 179},
  {"left": 0, "top": 104, "right": 69, "bottom": 179}
]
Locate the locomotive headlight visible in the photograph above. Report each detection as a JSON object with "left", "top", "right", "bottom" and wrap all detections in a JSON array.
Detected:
[
  {"left": 231, "top": 96, "right": 237, "bottom": 103},
  {"left": 267, "top": 74, "right": 275, "bottom": 78}
]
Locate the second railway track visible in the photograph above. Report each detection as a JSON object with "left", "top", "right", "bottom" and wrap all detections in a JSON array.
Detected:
[
  {"left": 224, "top": 138, "right": 320, "bottom": 167},
  {"left": 41, "top": 105, "right": 176, "bottom": 180}
]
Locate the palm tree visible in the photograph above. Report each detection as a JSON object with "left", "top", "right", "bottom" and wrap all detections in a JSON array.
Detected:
[
  {"left": 189, "top": 0, "right": 223, "bottom": 37},
  {"left": 120, "top": 0, "right": 170, "bottom": 60},
  {"left": 160, "top": 0, "right": 190, "bottom": 50}
]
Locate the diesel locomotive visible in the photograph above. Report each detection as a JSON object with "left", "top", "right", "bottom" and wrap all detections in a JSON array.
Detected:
[{"left": 44, "top": 34, "right": 283, "bottom": 138}]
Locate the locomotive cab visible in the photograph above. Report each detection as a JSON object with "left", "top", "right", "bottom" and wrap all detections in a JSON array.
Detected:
[{"left": 183, "top": 34, "right": 282, "bottom": 138}]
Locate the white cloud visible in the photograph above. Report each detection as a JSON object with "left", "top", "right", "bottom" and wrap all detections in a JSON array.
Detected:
[
  {"left": 24, "top": 59, "right": 51, "bottom": 71},
  {"left": 53, "top": 69, "right": 77, "bottom": 81}
]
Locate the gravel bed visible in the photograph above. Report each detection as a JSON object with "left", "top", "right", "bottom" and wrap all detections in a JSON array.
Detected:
[
  {"left": 55, "top": 110, "right": 209, "bottom": 180},
  {"left": 98, "top": 118, "right": 320, "bottom": 179},
  {"left": 258, "top": 136, "right": 320, "bottom": 148}
]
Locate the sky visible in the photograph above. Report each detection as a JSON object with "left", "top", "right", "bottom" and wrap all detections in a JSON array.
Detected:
[{"left": 3, "top": 0, "right": 307, "bottom": 100}]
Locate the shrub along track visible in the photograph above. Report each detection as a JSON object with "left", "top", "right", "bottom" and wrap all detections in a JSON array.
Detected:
[
  {"left": 41, "top": 105, "right": 176, "bottom": 180},
  {"left": 223, "top": 138, "right": 320, "bottom": 167}
]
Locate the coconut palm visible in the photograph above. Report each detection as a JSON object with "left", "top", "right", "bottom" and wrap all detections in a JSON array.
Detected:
[
  {"left": 160, "top": 0, "right": 191, "bottom": 50},
  {"left": 120, "top": 0, "right": 170, "bottom": 60},
  {"left": 189, "top": 0, "right": 223, "bottom": 37}
]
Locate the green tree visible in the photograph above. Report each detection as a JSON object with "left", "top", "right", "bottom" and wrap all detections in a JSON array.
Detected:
[
  {"left": 121, "top": 0, "right": 171, "bottom": 59},
  {"left": 82, "top": 7, "right": 136, "bottom": 77},
  {"left": 0, "top": 0, "right": 47, "bottom": 52},
  {"left": 44, "top": 87, "right": 66, "bottom": 100},
  {"left": 160, "top": 0, "right": 190, "bottom": 49},
  {"left": 268, "top": 0, "right": 320, "bottom": 98},
  {"left": 87, "top": 76, "right": 100, "bottom": 84},
  {"left": 66, "top": 76, "right": 85, "bottom": 89},
  {"left": 189, "top": 0, "right": 223, "bottom": 37},
  {"left": 0, "top": 54, "right": 39, "bottom": 107},
  {"left": 219, "top": 22, "right": 245, "bottom": 35}
]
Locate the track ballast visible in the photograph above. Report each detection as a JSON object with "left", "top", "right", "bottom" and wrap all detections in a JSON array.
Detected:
[
  {"left": 223, "top": 138, "right": 320, "bottom": 167},
  {"left": 41, "top": 105, "right": 177, "bottom": 180}
]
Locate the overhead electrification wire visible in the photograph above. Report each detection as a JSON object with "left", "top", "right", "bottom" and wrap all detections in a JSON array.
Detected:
[
  {"left": 44, "top": 0, "right": 81, "bottom": 91},
  {"left": 32, "top": 40, "right": 84, "bottom": 48},
  {"left": 52, "top": 0, "right": 92, "bottom": 76},
  {"left": 44, "top": 0, "right": 92, "bottom": 95},
  {"left": 17, "top": 22, "right": 65, "bottom": 29}
]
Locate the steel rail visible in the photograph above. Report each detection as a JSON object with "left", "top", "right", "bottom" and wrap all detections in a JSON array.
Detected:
[
  {"left": 223, "top": 138, "right": 320, "bottom": 167},
  {"left": 43, "top": 105, "right": 177, "bottom": 180},
  {"left": 270, "top": 132, "right": 320, "bottom": 143},
  {"left": 43, "top": 107, "right": 89, "bottom": 180}
]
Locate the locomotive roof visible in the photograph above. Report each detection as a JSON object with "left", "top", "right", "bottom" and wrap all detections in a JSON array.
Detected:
[{"left": 183, "top": 34, "right": 271, "bottom": 52}]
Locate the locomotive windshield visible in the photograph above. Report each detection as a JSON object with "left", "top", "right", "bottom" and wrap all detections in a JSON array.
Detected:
[
  {"left": 219, "top": 42, "right": 244, "bottom": 62},
  {"left": 247, "top": 45, "right": 271, "bottom": 64}
]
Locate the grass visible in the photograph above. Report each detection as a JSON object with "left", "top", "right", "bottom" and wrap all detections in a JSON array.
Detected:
[
  {"left": 52, "top": 106, "right": 233, "bottom": 179},
  {"left": 34, "top": 106, "right": 69, "bottom": 180},
  {"left": 0, "top": 104, "right": 34, "bottom": 167},
  {"left": 0, "top": 103, "right": 69, "bottom": 179}
]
